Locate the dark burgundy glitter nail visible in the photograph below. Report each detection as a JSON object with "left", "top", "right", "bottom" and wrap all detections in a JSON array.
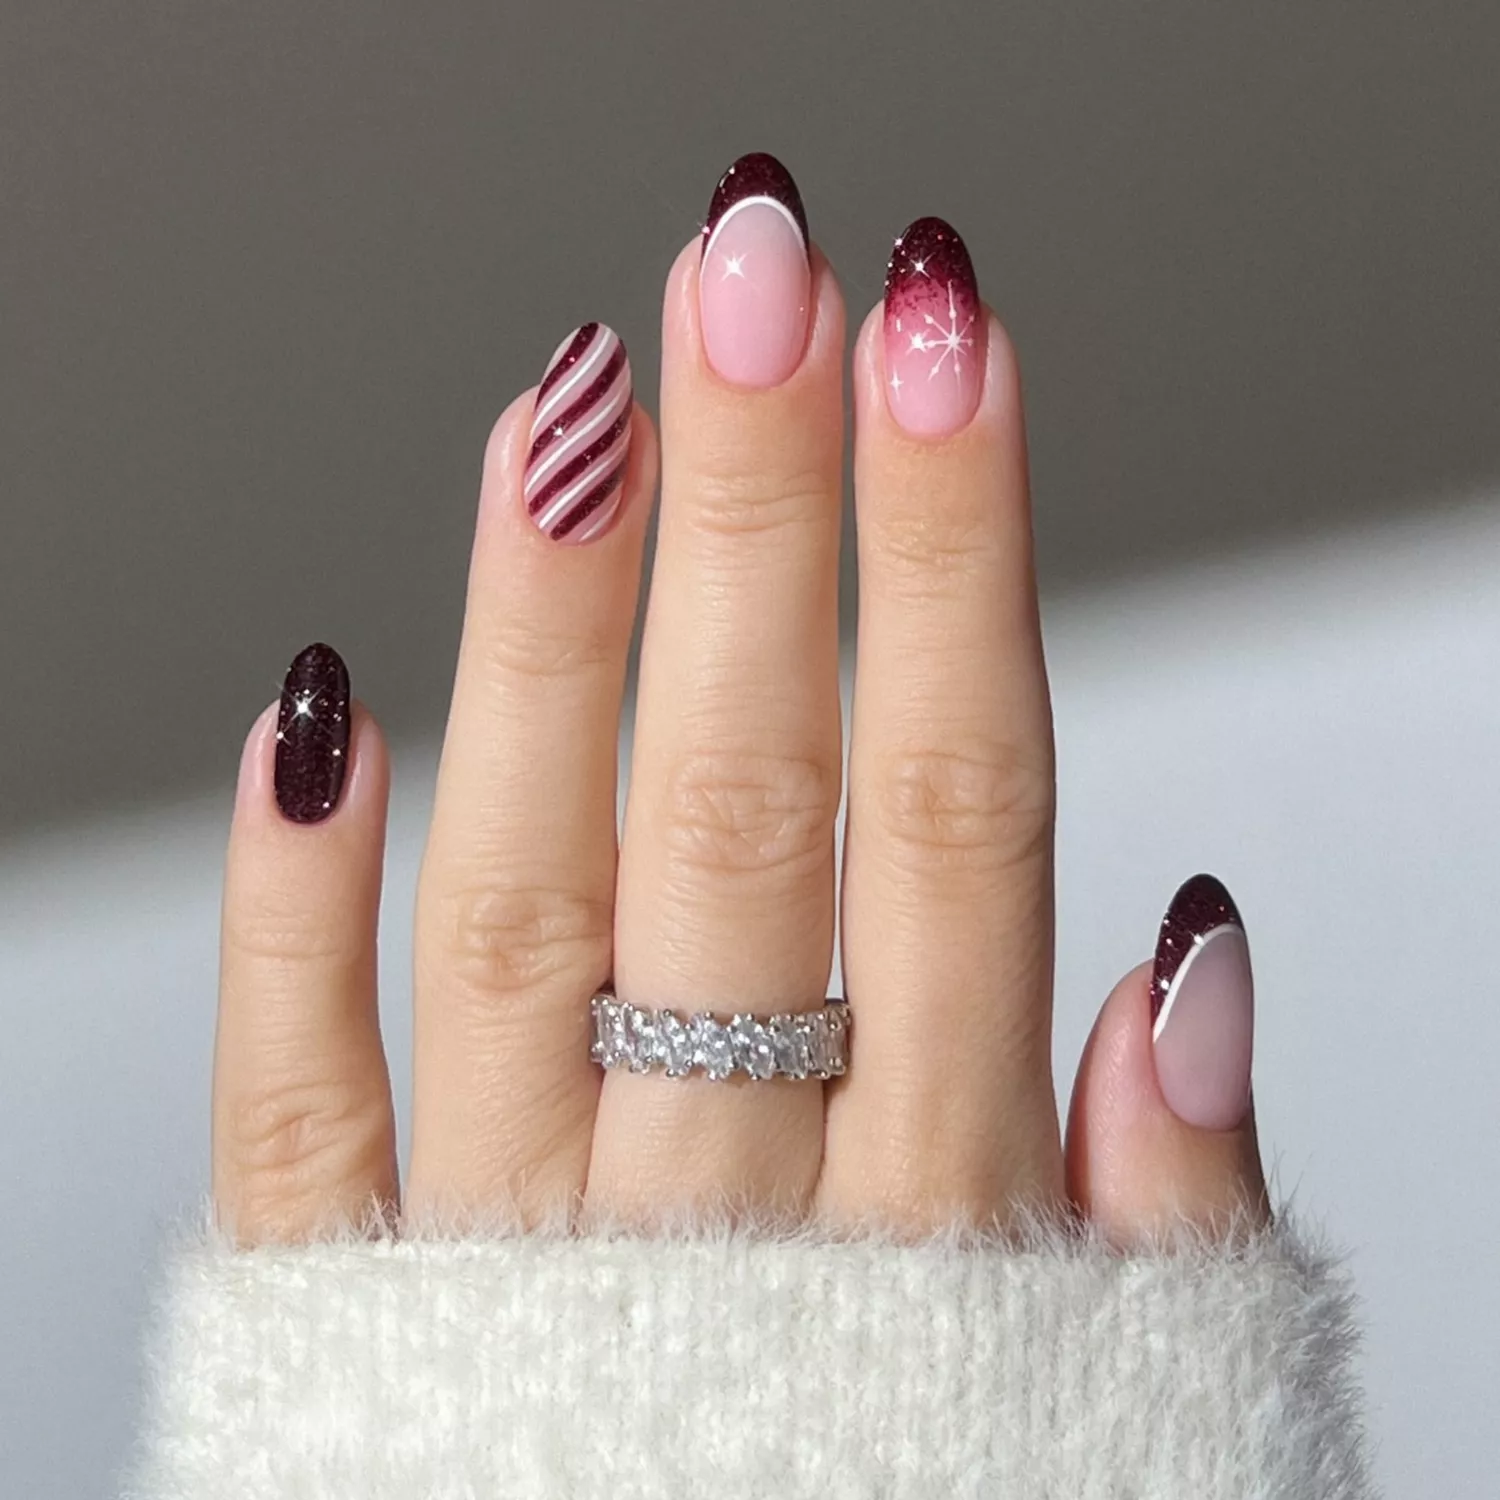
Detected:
[
  {"left": 1150, "top": 874, "right": 1245, "bottom": 1023},
  {"left": 702, "top": 152, "right": 809, "bottom": 253},
  {"left": 274, "top": 643, "right": 351, "bottom": 824},
  {"left": 885, "top": 216, "right": 978, "bottom": 320}
]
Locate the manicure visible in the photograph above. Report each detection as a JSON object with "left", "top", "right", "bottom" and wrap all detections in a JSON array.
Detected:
[
  {"left": 699, "top": 152, "right": 811, "bottom": 389},
  {"left": 274, "top": 643, "right": 351, "bottom": 824},
  {"left": 883, "top": 216, "right": 985, "bottom": 437},
  {"left": 1150, "top": 874, "right": 1255, "bottom": 1131},
  {"left": 525, "top": 322, "right": 633, "bottom": 544}
]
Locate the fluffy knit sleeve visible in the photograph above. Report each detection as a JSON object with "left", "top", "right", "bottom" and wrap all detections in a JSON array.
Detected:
[{"left": 123, "top": 1214, "right": 1374, "bottom": 1499}]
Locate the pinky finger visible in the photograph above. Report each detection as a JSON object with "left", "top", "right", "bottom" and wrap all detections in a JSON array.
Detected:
[
  {"left": 213, "top": 644, "right": 398, "bottom": 1244},
  {"left": 1065, "top": 875, "right": 1270, "bottom": 1242}
]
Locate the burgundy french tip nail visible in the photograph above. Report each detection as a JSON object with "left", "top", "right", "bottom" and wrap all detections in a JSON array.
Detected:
[
  {"left": 525, "top": 322, "right": 633, "bottom": 544},
  {"left": 1151, "top": 873, "right": 1255, "bottom": 1132},
  {"left": 883, "top": 216, "right": 985, "bottom": 437},
  {"left": 699, "top": 153, "right": 812, "bottom": 389},
  {"left": 701, "top": 152, "right": 809, "bottom": 254},
  {"left": 274, "top": 643, "right": 351, "bottom": 824}
]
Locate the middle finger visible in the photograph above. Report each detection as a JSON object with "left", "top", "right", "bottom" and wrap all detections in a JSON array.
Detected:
[{"left": 587, "top": 156, "right": 844, "bottom": 1221}]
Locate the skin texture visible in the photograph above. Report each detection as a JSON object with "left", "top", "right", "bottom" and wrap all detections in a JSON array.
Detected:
[
  {"left": 212, "top": 182, "right": 1268, "bottom": 1247},
  {"left": 1067, "top": 964, "right": 1269, "bottom": 1240},
  {"left": 214, "top": 705, "right": 397, "bottom": 1240}
]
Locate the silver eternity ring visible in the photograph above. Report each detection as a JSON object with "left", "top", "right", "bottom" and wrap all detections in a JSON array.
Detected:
[{"left": 590, "top": 992, "right": 850, "bottom": 1081}]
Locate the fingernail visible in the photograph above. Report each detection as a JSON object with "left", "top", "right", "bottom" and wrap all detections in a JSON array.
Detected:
[
  {"left": 525, "top": 322, "right": 633, "bottom": 544},
  {"left": 1151, "top": 874, "right": 1255, "bottom": 1131},
  {"left": 699, "top": 152, "right": 811, "bottom": 389},
  {"left": 274, "top": 643, "right": 351, "bottom": 824},
  {"left": 883, "top": 216, "right": 985, "bottom": 437}
]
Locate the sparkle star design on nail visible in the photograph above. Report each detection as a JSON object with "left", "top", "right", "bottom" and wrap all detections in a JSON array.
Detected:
[
  {"left": 922, "top": 281, "right": 975, "bottom": 382},
  {"left": 276, "top": 691, "right": 319, "bottom": 742},
  {"left": 698, "top": 153, "right": 812, "bottom": 390},
  {"left": 883, "top": 216, "right": 984, "bottom": 435},
  {"left": 274, "top": 643, "right": 351, "bottom": 824}
]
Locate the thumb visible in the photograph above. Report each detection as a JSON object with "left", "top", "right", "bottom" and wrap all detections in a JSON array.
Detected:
[{"left": 1065, "top": 874, "right": 1269, "bottom": 1243}]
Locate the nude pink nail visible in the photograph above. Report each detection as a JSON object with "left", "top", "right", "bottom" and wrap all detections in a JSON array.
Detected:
[
  {"left": 699, "top": 153, "right": 811, "bottom": 390},
  {"left": 883, "top": 217, "right": 985, "bottom": 437},
  {"left": 1150, "top": 874, "right": 1255, "bottom": 1132}
]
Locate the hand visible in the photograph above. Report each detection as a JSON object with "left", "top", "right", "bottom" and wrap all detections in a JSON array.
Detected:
[{"left": 211, "top": 154, "right": 1268, "bottom": 1245}]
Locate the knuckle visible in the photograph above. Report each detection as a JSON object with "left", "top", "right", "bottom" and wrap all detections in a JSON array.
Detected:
[
  {"left": 659, "top": 750, "right": 838, "bottom": 881},
  {"left": 867, "top": 742, "right": 1053, "bottom": 877},
  {"left": 426, "top": 875, "right": 611, "bottom": 1005},
  {"left": 865, "top": 506, "right": 999, "bottom": 598},
  {"left": 223, "top": 1077, "right": 390, "bottom": 1203},
  {"left": 476, "top": 613, "right": 616, "bottom": 687},
  {"left": 227, "top": 901, "right": 363, "bottom": 971},
  {"left": 686, "top": 464, "right": 833, "bottom": 543}
]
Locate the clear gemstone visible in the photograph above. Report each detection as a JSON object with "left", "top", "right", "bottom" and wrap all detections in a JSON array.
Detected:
[
  {"left": 594, "top": 998, "right": 627, "bottom": 1068},
  {"left": 823, "top": 1006, "right": 848, "bottom": 1075},
  {"left": 769, "top": 1016, "right": 809, "bottom": 1079},
  {"left": 731, "top": 1015, "right": 775, "bottom": 1080},
  {"left": 623, "top": 1005, "right": 657, "bottom": 1072},
  {"left": 656, "top": 1010, "right": 694, "bottom": 1076},
  {"left": 693, "top": 1013, "right": 735, "bottom": 1080},
  {"left": 805, "top": 1011, "right": 833, "bottom": 1076}
]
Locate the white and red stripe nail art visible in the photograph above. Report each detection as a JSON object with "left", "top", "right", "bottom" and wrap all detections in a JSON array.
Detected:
[{"left": 524, "top": 322, "right": 633, "bottom": 544}]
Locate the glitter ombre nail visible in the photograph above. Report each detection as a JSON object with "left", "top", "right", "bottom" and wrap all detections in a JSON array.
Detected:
[{"left": 883, "top": 216, "right": 985, "bottom": 437}]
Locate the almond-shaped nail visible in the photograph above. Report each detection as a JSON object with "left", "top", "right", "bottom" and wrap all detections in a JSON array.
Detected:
[
  {"left": 699, "top": 152, "right": 811, "bottom": 389},
  {"left": 525, "top": 322, "right": 633, "bottom": 544},
  {"left": 1151, "top": 874, "right": 1255, "bottom": 1131},
  {"left": 274, "top": 643, "right": 351, "bottom": 824},
  {"left": 884, "top": 216, "right": 985, "bottom": 437}
]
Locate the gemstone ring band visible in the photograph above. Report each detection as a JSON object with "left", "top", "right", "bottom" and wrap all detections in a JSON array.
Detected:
[{"left": 590, "top": 992, "right": 850, "bottom": 1082}]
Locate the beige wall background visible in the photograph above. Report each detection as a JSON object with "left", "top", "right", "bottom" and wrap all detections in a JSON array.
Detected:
[{"left": 2, "top": 1, "right": 1497, "bottom": 839}]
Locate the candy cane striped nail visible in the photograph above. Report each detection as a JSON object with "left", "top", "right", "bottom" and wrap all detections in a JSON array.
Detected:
[{"left": 524, "top": 322, "right": 633, "bottom": 544}]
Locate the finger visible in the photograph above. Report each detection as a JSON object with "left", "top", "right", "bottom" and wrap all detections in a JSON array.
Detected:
[
  {"left": 408, "top": 329, "right": 654, "bottom": 1224},
  {"left": 1065, "top": 876, "right": 1269, "bottom": 1241},
  {"left": 214, "top": 646, "right": 397, "bottom": 1244},
  {"left": 588, "top": 157, "right": 842, "bottom": 1222},
  {"left": 823, "top": 220, "right": 1062, "bottom": 1231}
]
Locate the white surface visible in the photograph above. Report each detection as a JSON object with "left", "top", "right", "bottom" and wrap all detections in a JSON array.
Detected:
[
  {"left": 5, "top": 498, "right": 1497, "bottom": 1496},
  {"left": 128, "top": 1225, "right": 1367, "bottom": 1498}
]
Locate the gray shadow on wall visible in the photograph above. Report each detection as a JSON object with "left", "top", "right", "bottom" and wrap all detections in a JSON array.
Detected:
[{"left": 1, "top": 1, "right": 1496, "bottom": 841}]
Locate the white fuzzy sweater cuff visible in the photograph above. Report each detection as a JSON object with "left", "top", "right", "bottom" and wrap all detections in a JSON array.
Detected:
[{"left": 125, "top": 1219, "right": 1373, "bottom": 1498}]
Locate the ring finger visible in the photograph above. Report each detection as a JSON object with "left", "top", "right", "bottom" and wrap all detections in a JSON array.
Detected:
[{"left": 586, "top": 156, "right": 844, "bottom": 1222}]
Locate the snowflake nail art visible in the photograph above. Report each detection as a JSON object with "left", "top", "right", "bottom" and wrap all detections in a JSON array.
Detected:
[{"left": 883, "top": 216, "right": 984, "bottom": 436}]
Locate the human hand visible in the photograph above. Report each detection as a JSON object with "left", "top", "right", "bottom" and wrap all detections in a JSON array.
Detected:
[{"left": 212, "top": 154, "right": 1267, "bottom": 1247}]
